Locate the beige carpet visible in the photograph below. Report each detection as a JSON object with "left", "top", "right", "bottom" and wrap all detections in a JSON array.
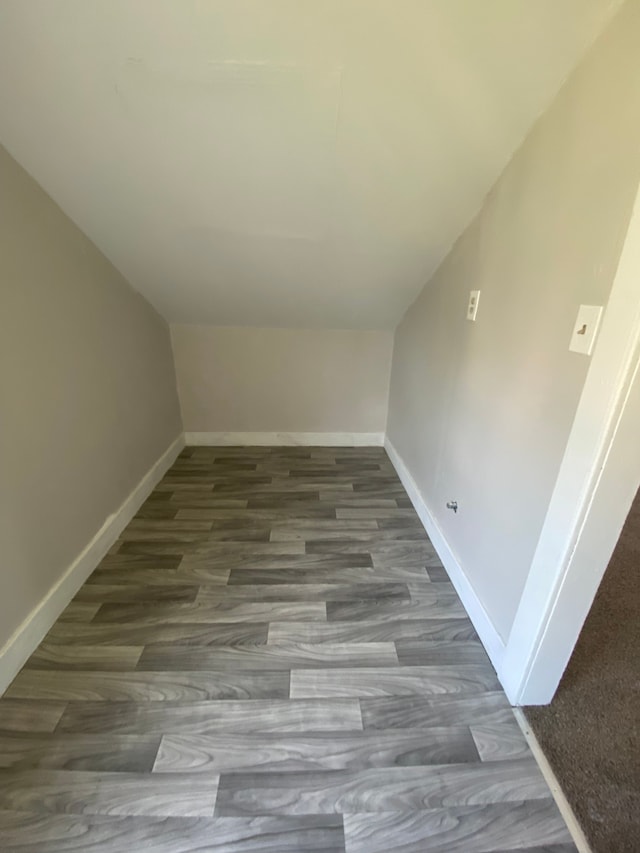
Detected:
[{"left": 526, "top": 488, "right": 640, "bottom": 853}]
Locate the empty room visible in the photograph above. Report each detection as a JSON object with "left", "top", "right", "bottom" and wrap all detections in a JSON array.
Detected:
[{"left": 1, "top": 1, "right": 639, "bottom": 851}]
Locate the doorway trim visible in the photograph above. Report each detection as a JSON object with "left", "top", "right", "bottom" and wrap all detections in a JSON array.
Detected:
[{"left": 501, "top": 185, "right": 640, "bottom": 705}]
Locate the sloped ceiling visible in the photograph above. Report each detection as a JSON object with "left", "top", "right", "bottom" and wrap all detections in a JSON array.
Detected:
[{"left": 0, "top": 0, "right": 623, "bottom": 329}]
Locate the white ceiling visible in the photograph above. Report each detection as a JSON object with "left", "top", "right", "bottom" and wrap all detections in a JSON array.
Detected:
[{"left": 0, "top": 1, "right": 622, "bottom": 329}]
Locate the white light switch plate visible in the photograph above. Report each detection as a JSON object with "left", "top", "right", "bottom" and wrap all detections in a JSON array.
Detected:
[
  {"left": 467, "top": 290, "right": 480, "bottom": 321},
  {"left": 569, "top": 304, "right": 603, "bottom": 355}
]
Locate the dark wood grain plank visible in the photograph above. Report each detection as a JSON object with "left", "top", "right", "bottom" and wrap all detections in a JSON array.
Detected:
[
  {"left": 0, "top": 699, "right": 66, "bottom": 733},
  {"left": 137, "top": 642, "right": 398, "bottom": 672},
  {"left": 73, "top": 584, "right": 200, "bottom": 603},
  {"left": 307, "top": 541, "right": 436, "bottom": 558},
  {"left": 394, "top": 639, "right": 492, "bottom": 667},
  {"left": 0, "top": 734, "right": 160, "bottom": 772},
  {"left": 118, "top": 540, "right": 306, "bottom": 557},
  {"left": 24, "top": 644, "right": 143, "bottom": 672},
  {"left": 45, "top": 621, "right": 269, "bottom": 647},
  {"left": 97, "top": 554, "right": 182, "bottom": 571},
  {"left": 57, "top": 601, "right": 100, "bottom": 622},
  {"left": 93, "top": 601, "right": 327, "bottom": 625},
  {"left": 327, "top": 597, "right": 467, "bottom": 622}
]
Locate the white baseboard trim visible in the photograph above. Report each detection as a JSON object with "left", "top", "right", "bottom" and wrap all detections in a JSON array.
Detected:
[
  {"left": 384, "top": 437, "right": 507, "bottom": 681},
  {"left": 512, "top": 708, "right": 592, "bottom": 852},
  {"left": 0, "top": 433, "right": 185, "bottom": 696},
  {"left": 185, "top": 431, "right": 385, "bottom": 447}
]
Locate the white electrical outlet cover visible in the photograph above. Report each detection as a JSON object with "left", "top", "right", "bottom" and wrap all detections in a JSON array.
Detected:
[
  {"left": 569, "top": 304, "right": 603, "bottom": 355},
  {"left": 467, "top": 290, "right": 480, "bottom": 321}
]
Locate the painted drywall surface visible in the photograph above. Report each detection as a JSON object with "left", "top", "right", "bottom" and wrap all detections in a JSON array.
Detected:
[
  {"left": 0, "top": 1, "right": 622, "bottom": 329},
  {"left": 386, "top": 0, "right": 640, "bottom": 642},
  {"left": 171, "top": 325, "right": 393, "bottom": 434},
  {"left": 0, "top": 145, "right": 183, "bottom": 649}
]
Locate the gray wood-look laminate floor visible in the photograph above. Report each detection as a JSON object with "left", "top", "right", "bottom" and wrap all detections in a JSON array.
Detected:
[{"left": 0, "top": 446, "right": 576, "bottom": 852}]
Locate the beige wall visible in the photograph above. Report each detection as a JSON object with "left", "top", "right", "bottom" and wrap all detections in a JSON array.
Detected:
[
  {"left": 386, "top": 0, "right": 640, "bottom": 641},
  {"left": 171, "top": 325, "right": 393, "bottom": 436},
  {"left": 0, "top": 145, "right": 183, "bottom": 652}
]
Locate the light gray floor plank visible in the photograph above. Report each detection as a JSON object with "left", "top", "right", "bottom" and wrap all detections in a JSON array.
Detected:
[
  {"left": 56, "top": 700, "right": 364, "bottom": 735},
  {"left": 86, "top": 567, "right": 231, "bottom": 586},
  {"left": 372, "top": 551, "right": 444, "bottom": 569},
  {"left": 319, "top": 496, "right": 399, "bottom": 507},
  {"left": 335, "top": 508, "right": 420, "bottom": 519},
  {"left": 470, "top": 720, "right": 532, "bottom": 762},
  {"left": 6, "top": 670, "right": 290, "bottom": 702},
  {"left": 269, "top": 520, "right": 379, "bottom": 531},
  {"left": 271, "top": 529, "right": 426, "bottom": 543},
  {"left": 0, "top": 811, "right": 347, "bottom": 852},
  {"left": 137, "top": 643, "right": 398, "bottom": 672},
  {"left": 290, "top": 665, "right": 500, "bottom": 698},
  {"left": 214, "top": 758, "right": 550, "bottom": 815},
  {"left": 122, "top": 542, "right": 307, "bottom": 557},
  {"left": 268, "top": 619, "right": 479, "bottom": 644},
  {"left": 0, "top": 699, "right": 67, "bottom": 733},
  {"left": 343, "top": 800, "right": 575, "bottom": 853},
  {"left": 175, "top": 507, "right": 338, "bottom": 520},
  {"left": 361, "top": 693, "right": 513, "bottom": 730},
  {"left": 195, "top": 582, "right": 411, "bottom": 603},
  {"left": 153, "top": 729, "right": 480, "bottom": 774},
  {"left": 185, "top": 553, "right": 373, "bottom": 570},
  {"left": 0, "top": 769, "right": 218, "bottom": 817}
]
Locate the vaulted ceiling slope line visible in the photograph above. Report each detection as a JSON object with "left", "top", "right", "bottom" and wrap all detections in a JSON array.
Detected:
[{"left": 0, "top": 0, "right": 624, "bottom": 329}]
